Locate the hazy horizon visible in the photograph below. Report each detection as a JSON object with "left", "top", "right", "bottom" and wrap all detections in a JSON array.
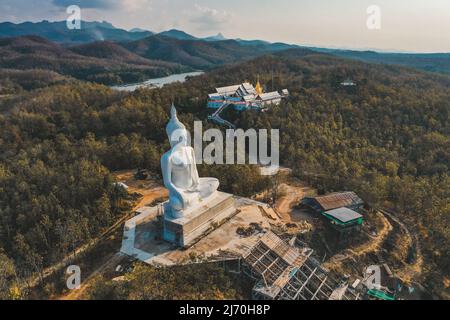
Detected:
[{"left": 1, "top": 0, "right": 449, "bottom": 53}]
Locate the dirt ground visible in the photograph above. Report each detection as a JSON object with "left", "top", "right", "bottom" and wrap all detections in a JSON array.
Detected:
[
  {"left": 274, "top": 181, "right": 315, "bottom": 223},
  {"left": 113, "top": 170, "right": 168, "bottom": 208}
]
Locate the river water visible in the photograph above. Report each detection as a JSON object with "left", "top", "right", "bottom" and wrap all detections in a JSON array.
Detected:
[{"left": 110, "top": 71, "right": 204, "bottom": 92}]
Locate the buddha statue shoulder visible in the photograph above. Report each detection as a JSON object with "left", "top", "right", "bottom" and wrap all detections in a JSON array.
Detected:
[{"left": 161, "top": 104, "right": 219, "bottom": 219}]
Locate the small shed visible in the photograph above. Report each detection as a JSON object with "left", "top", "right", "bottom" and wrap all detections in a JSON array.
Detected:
[
  {"left": 301, "top": 192, "right": 365, "bottom": 240},
  {"left": 301, "top": 192, "right": 364, "bottom": 213},
  {"left": 324, "top": 207, "right": 363, "bottom": 226}
]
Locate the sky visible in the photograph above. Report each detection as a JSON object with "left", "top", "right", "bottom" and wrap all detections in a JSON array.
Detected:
[{"left": 1, "top": 0, "right": 449, "bottom": 53}]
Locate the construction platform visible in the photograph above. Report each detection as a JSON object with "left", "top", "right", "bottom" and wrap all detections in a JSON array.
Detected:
[
  {"left": 163, "top": 192, "right": 237, "bottom": 248},
  {"left": 120, "top": 197, "right": 282, "bottom": 266},
  {"left": 242, "top": 232, "right": 361, "bottom": 300},
  {"left": 120, "top": 196, "right": 361, "bottom": 300}
]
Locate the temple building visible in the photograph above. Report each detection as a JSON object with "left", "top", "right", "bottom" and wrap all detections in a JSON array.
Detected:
[{"left": 207, "top": 81, "right": 289, "bottom": 111}]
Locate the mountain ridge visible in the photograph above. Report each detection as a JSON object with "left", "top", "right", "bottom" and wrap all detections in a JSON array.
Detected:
[
  {"left": 0, "top": 20, "right": 153, "bottom": 44},
  {"left": 0, "top": 35, "right": 188, "bottom": 85},
  {"left": 1, "top": 20, "right": 450, "bottom": 75},
  {"left": 121, "top": 34, "right": 303, "bottom": 69}
]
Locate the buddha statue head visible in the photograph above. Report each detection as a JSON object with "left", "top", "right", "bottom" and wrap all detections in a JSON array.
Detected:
[{"left": 166, "top": 104, "right": 189, "bottom": 148}]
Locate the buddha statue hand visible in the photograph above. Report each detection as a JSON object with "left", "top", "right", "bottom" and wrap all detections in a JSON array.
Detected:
[{"left": 169, "top": 186, "right": 188, "bottom": 209}]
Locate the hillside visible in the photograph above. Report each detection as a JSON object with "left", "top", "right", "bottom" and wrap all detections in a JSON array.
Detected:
[
  {"left": 0, "top": 35, "right": 76, "bottom": 60},
  {"left": 0, "top": 36, "right": 188, "bottom": 85},
  {"left": 0, "top": 68, "right": 72, "bottom": 93},
  {"left": 327, "top": 50, "right": 450, "bottom": 76},
  {"left": 122, "top": 35, "right": 307, "bottom": 69},
  {"left": 0, "top": 20, "right": 152, "bottom": 44},
  {"left": 69, "top": 41, "right": 166, "bottom": 65},
  {"left": 0, "top": 45, "right": 448, "bottom": 299}
]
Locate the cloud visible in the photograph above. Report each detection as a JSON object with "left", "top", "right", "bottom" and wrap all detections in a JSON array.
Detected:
[
  {"left": 189, "top": 4, "right": 231, "bottom": 31},
  {"left": 52, "top": 0, "right": 122, "bottom": 9},
  {"left": 0, "top": 0, "right": 65, "bottom": 23},
  {"left": 121, "top": 0, "right": 153, "bottom": 12},
  {"left": 52, "top": 0, "right": 153, "bottom": 12}
]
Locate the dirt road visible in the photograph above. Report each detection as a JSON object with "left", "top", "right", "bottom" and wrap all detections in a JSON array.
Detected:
[
  {"left": 324, "top": 211, "right": 393, "bottom": 270},
  {"left": 61, "top": 253, "right": 125, "bottom": 300},
  {"left": 380, "top": 209, "right": 424, "bottom": 284}
]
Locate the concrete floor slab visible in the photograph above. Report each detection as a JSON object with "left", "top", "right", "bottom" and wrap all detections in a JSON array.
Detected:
[{"left": 120, "top": 197, "right": 281, "bottom": 266}]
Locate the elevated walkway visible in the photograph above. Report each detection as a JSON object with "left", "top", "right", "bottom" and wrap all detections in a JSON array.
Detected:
[{"left": 208, "top": 102, "right": 236, "bottom": 129}]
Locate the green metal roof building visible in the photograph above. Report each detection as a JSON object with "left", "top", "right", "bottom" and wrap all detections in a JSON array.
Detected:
[{"left": 324, "top": 207, "right": 363, "bottom": 227}]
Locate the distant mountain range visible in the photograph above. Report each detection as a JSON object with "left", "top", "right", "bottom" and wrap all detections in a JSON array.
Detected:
[
  {"left": 0, "top": 20, "right": 153, "bottom": 44},
  {"left": 1, "top": 20, "right": 450, "bottom": 76},
  {"left": 158, "top": 30, "right": 227, "bottom": 42},
  {"left": 158, "top": 29, "right": 199, "bottom": 41},
  {"left": 322, "top": 49, "right": 450, "bottom": 75},
  {"left": 0, "top": 21, "right": 228, "bottom": 44}
]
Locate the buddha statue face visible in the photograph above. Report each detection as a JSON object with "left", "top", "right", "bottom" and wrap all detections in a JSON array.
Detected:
[
  {"left": 166, "top": 104, "right": 190, "bottom": 148},
  {"left": 169, "top": 128, "right": 189, "bottom": 148}
]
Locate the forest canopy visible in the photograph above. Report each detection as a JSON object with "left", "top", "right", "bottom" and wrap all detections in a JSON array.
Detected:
[{"left": 0, "top": 50, "right": 448, "bottom": 297}]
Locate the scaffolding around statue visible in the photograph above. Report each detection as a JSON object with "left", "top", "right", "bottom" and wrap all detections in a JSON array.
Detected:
[{"left": 242, "top": 232, "right": 361, "bottom": 300}]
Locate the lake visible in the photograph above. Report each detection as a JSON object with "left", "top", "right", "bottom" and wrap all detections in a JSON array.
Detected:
[{"left": 110, "top": 71, "right": 204, "bottom": 92}]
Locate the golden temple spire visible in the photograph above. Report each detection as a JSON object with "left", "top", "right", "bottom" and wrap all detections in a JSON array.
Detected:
[{"left": 255, "top": 75, "right": 263, "bottom": 95}]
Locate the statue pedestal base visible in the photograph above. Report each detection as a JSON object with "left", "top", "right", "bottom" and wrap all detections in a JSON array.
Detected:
[{"left": 163, "top": 192, "right": 236, "bottom": 248}]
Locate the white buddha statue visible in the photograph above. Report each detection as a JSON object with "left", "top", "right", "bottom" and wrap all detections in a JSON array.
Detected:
[{"left": 161, "top": 104, "right": 219, "bottom": 219}]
